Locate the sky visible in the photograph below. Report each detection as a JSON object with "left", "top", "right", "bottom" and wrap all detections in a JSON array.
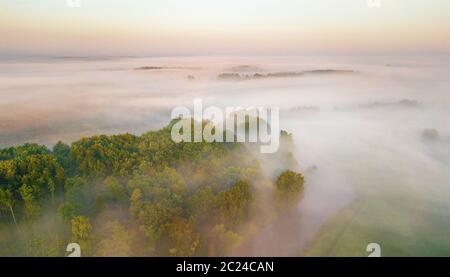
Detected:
[{"left": 1, "top": 0, "right": 450, "bottom": 57}]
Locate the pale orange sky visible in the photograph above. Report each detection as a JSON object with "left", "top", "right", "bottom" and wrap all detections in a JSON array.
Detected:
[{"left": 1, "top": 0, "right": 449, "bottom": 56}]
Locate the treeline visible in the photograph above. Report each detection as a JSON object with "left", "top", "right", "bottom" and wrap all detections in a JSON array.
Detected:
[{"left": 0, "top": 119, "right": 304, "bottom": 256}]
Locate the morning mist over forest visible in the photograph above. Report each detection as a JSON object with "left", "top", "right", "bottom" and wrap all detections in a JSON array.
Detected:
[{"left": 0, "top": 0, "right": 449, "bottom": 259}]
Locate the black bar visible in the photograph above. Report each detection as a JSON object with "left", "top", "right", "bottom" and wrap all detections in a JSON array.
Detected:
[{"left": 0, "top": 257, "right": 449, "bottom": 276}]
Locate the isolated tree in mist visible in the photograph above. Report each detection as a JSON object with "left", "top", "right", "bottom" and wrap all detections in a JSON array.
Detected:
[
  {"left": 275, "top": 170, "right": 305, "bottom": 207},
  {"left": 0, "top": 187, "right": 20, "bottom": 232}
]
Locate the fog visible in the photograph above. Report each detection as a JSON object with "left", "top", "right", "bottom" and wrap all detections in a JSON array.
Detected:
[{"left": 1, "top": 56, "right": 449, "bottom": 256}]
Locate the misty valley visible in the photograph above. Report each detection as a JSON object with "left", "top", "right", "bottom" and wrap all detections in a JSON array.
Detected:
[{"left": 0, "top": 56, "right": 449, "bottom": 256}]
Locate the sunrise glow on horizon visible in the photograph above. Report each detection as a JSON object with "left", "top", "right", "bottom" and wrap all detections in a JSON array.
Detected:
[{"left": 1, "top": 0, "right": 450, "bottom": 56}]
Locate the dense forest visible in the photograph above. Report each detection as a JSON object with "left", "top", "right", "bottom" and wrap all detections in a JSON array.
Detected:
[{"left": 0, "top": 119, "right": 304, "bottom": 256}]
